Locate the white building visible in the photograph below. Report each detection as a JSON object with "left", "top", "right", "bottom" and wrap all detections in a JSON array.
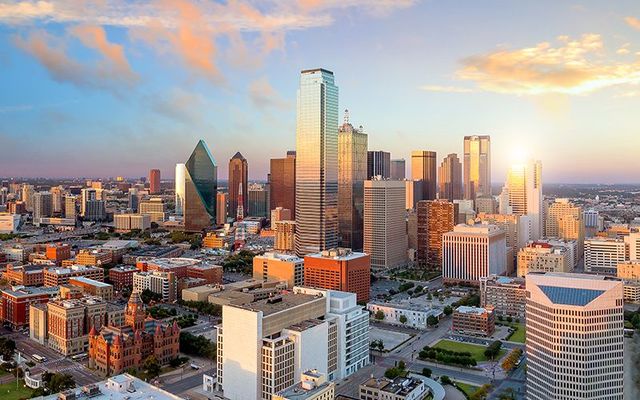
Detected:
[
  {"left": 584, "top": 237, "right": 627, "bottom": 275},
  {"left": 114, "top": 213, "right": 151, "bottom": 231},
  {"left": 526, "top": 273, "right": 624, "bottom": 400},
  {"left": 442, "top": 222, "right": 507, "bottom": 285},
  {"left": 217, "top": 287, "right": 368, "bottom": 400},
  {"left": 132, "top": 271, "right": 177, "bottom": 302},
  {"left": 626, "top": 232, "right": 640, "bottom": 261},
  {"left": 0, "top": 213, "right": 21, "bottom": 233},
  {"left": 366, "top": 301, "right": 442, "bottom": 329},
  {"left": 273, "top": 370, "right": 335, "bottom": 400}
]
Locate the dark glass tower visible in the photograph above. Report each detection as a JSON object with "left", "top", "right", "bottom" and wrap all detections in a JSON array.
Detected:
[{"left": 184, "top": 140, "right": 217, "bottom": 231}]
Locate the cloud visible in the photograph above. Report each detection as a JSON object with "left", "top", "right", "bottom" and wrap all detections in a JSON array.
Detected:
[
  {"left": 249, "top": 77, "right": 289, "bottom": 109},
  {"left": 625, "top": 16, "right": 640, "bottom": 31},
  {"left": 147, "top": 88, "right": 208, "bottom": 123},
  {"left": 419, "top": 84, "right": 474, "bottom": 93},
  {"left": 457, "top": 34, "right": 640, "bottom": 95}
]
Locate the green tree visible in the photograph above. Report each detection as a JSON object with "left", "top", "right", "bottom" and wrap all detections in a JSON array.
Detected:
[
  {"left": 421, "top": 367, "right": 432, "bottom": 377},
  {"left": 0, "top": 337, "right": 16, "bottom": 360},
  {"left": 443, "top": 305, "right": 453, "bottom": 316},
  {"left": 375, "top": 310, "right": 385, "bottom": 320},
  {"left": 440, "top": 375, "right": 452, "bottom": 385},
  {"left": 42, "top": 372, "right": 75, "bottom": 393},
  {"left": 427, "top": 315, "right": 438, "bottom": 327},
  {"left": 399, "top": 315, "right": 408, "bottom": 324},
  {"left": 180, "top": 332, "right": 216, "bottom": 360},
  {"left": 143, "top": 355, "right": 161, "bottom": 379},
  {"left": 484, "top": 340, "right": 503, "bottom": 360}
]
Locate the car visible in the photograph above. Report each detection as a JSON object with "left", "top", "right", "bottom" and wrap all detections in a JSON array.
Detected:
[{"left": 190, "top": 363, "right": 200, "bottom": 370}]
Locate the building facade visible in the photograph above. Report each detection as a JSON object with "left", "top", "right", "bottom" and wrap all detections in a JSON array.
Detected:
[
  {"left": 584, "top": 237, "right": 627, "bottom": 275},
  {"left": 438, "top": 153, "right": 463, "bottom": 201},
  {"left": 505, "top": 160, "right": 543, "bottom": 240},
  {"left": 517, "top": 242, "right": 570, "bottom": 277},
  {"left": 463, "top": 135, "right": 491, "bottom": 200},
  {"left": 184, "top": 140, "right": 217, "bottom": 232},
  {"left": 304, "top": 248, "right": 370, "bottom": 302},
  {"left": 417, "top": 200, "right": 458, "bottom": 267},
  {"left": 452, "top": 306, "right": 495, "bottom": 336},
  {"left": 410, "top": 150, "right": 437, "bottom": 200},
  {"left": 228, "top": 152, "right": 248, "bottom": 220},
  {"left": 367, "top": 151, "right": 390, "bottom": 179},
  {"left": 149, "top": 169, "right": 161, "bottom": 194},
  {"left": 253, "top": 252, "right": 304, "bottom": 289},
  {"left": 269, "top": 151, "right": 296, "bottom": 216},
  {"left": 479, "top": 275, "right": 526, "bottom": 319}
]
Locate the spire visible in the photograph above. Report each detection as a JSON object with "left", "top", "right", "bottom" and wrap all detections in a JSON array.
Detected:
[
  {"left": 231, "top": 151, "right": 245, "bottom": 160},
  {"left": 89, "top": 326, "right": 97, "bottom": 336},
  {"left": 128, "top": 290, "right": 143, "bottom": 304},
  {"left": 343, "top": 108, "right": 349, "bottom": 125}
]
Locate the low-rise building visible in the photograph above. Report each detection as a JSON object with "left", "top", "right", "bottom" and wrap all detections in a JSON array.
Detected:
[
  {"left": 76, "top": 248, "right": 113, "bottom": 266},
  {"left": 69, "top": 277, "right": 114, "bottom": 301},
  {"left": 273, "top": 370, "right": 335, "bottom": 400},
  {"left": 623, "top": 281, "right": 640, "bottom": 303},
  {"left": 253, "top": 252, "right": 304, "bottom": 289},
  {"left": 114, "top": 213, "right": 151, "bottom": 232},
  {"left": 47, "top": 296, "right": 107, "bottom": 355},
  {"left": 44, "top": 265, "right": 104, "bottom": 287},
  {"left": 29, "top": 302, "right": 48, "bottom": 345},
  {"left": 366, "top": 301, "right": 442, "bottom": 329},
  {"left": 108, "top": 265, "right": 138, "bottom": 291},
  {"left": 359, "top": 376, "right": 428, "bottom": 400},
  {"left": 0, "top": 286, "right": 58, "bottom": 329},
  {"left": 132, "top": 271, "right": 177, "bottom": 302},
  {"left": 2, "top": 264, "right": 45, "bottom": 286},
  {"left": 0, "top": 212, "right": 21, "bottom": 233},
  {"left": 452, "top": 306, "right": 495, "bottom": 337},
  {"left": 517, "top": 242, "right": 569, "bottom": 277},
  {"left": 186, "top": 263, "right": 223, "bottom": 285},
  {"left": 45, "top": 243, "right": 72, "bottom": 265},
  {"left": 122, "top": 245, "right": 182, "bottom": 265},
  {"left": 585, "top": 237, "right": 627, "bottom": 275},
  {"left": 479, "top": 275, "right": 526, "bottom": 319}
]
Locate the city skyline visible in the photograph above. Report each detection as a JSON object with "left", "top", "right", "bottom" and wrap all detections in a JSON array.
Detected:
[{"left": 1, "top": 1, "right": 639, "bottom": 183}]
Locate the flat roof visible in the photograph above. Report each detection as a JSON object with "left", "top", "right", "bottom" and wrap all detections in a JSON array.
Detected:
[
  {"left": 69, "top": 276, "right": 112, "bottom": 287},
  {"left": 276, "top": 379, "right": 333, "bottom": 399},
  {"left": 301, "top": 68, "right": 333, "bottom": 75},
  {"left": 40, "top": 374, "right": 183, "bottom": 400},
  {"left": 237, "top": 293, "right": 321, "bottom": 316},
  {"left": 456, "top": 306, "right": 489, "bottom": 315}
]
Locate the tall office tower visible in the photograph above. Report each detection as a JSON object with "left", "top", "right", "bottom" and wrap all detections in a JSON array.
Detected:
[
  {"left": 149, "top": 169, "right": 161, "bottom": 194},
  {"left": 175, "top": 163, "right": 186, "bottom": 215},
  {"left": 33, "top": 191, "right": 52, "bottom": 223},
  {"left": 416, "top": 200, "right": 459, "bottom": 267},
  {"left": 64, "top": 195, "right": 77, "bottom": 220},
  {"left": 405, "top": 180, "right": 424, "bottom": 210},
  {"left": 269, "top": 151, "right": 296, "bottom": 216},
  {"left": 442, "top": 222, "right": 507, "bottom": 285},
  {"left": 275, "top": 220, "right": 296, "bottom": 252},
  {"left": 228, "top": 152, "right": 248, "bottom": 220},
  {"left": 390, "top": 159, "right": 406, "bottom": 180},
  {"left": 366, "top": 151, "right": 390, "bottom": 179},
  {"left": 438, "top": 153, "right": 463, "bottom": 201},
  {"left": 216, "top": 192, "right": 227, "bottom": 225},
  {"left": 505, "top": 160, "right": 543, "bottom": 240},
  {"left": 363, "top": 179, "right": 407, "bottom": 270},
  {"left": 21, "top": 184, "right": 34, "bottom": 212},
  {"left": 338, "top": 110, "right": 367, "bottom": 251},
  {"left": 526, "top": 273, "right": 623, "bottom": 400},
  {"left": 546, "top": 198, "right": 585, "bottom": 253},
  {"left": 81, "top": 188, "right": 96, "bottom": 217},
  {"left": 304, "top": 248, "right": 371, "bottom": 302},
  {"left": 294, "top": 68, "right": 339, "bottom": 256},
  {"left": 411, "top": 150, "right": 437, "bottom": 200},
  {"left": 50, "top": 186, "right": 63, "bottom": 214},
  {"left": 184, "top": 140, "right": 217, "bottom": 232},
  {"left": 463, "top": 135, "right": 491, "bottom": 200},
  {"left": 248, "top": 183, "right": 269, "bottom": 218},
  {"left": 81, "top": 188, "right": 106, "bottom": 221},
  {"left": 127, "top": 188, "right": 138, "bottom": 212},
  {"left": 0, "top": 187, "right": 7, "bottom": 205}
]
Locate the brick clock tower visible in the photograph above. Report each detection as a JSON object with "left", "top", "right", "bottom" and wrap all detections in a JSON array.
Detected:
[{"left": 125, "top": 290, "right": 146, "bottom": 331}]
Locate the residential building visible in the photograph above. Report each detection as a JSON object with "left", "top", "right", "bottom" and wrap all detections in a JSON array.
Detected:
[
  {"left": 33, "top": 191, "right": 52, "bottom": 224},
  {"left": 47, "top": 296, "right": 107, "bottom": 355},
  {"left": 366, "top": 301, "right": 442, "bottom": 330},
  {"left": 584, "top": 237, "right": 627, "bottom": 275},
  {"left": 367, "top": 150, "right": 390, "bottom": 179},
  {"left": 438, "top": 153, "right": 463, "bottom": 201},
  {"left": 363, "top": 179, "right": 407, "bottom": 270},
  {"left": 479, "top": 275, "right": 526, "bottom": 319},
  {"left": 273, "top": 370, "right": 335, "bottom": 400},
  {"left": 229, "top": 152, "right": 249, "bottom": 219},
  {"left": 275, "top": 221, "right": 296, "bottom": 252},
  {"left": 304, "top": 248, "right": 370, "bottom": 302},
  {"left": 504, "top": 160, "right": 543, "bottom": 240},
  {"left": 175, "top": 163, "right": 186, "bottom": 215},
  {"left": 442, "top": 223, "right": 507, "bottom": 285},
  {"left": 113, "top": 213, "right": 151, "bottom": 232},
  {"left": 184, "top": 140, "right": 217, "bottom": 232},
  {"left": 108, "top": 265, "right": 138, "bottom": 291},
  {"left": 269, "top": 151, "right": 296, "bottom": 216},
  {"left": 410, "top": 150, "right": 437, "bottom": 200},
  {"left": 417, "top": 200, "right": 458, "bottom": 267},
  {"left": 452, "top": 306, "right": 495, "bottom": 336},
  {"left": 69, "top": 277, "right": 114, "bottom": 301},
  {"left": 253, "top": 252, "right": 304, "bottom": 289},
  {"left": 149, "top": 169, "right": 161, "bottom": 194},
  {"left": 44, "top": 265, "right": 104, "bottom": 286},
  {"left": 525, "top": 273, "right": 623, "bottom": 400},
  {"left": 359, "top": 376, "right": 428, "bottom": 400},
  {"left": 463, "top": 135, "right": 491, "bottom": 200},
  {"left": 338, "top": 113, "right": 367, "bottom": 251},
  {"left": 22, "top": 184, "right": 34, "bottom": 211},
  {"left": 0, "top": 286, "right": 58, "bottom": 329},
  {"left": 89, "top": 292, "right": 180, "bottom": 376},
  {"left": 64, "top": 195, "right": 77, "bottom": 219},
  {"left": 517, "top": 242, "right": 570, "bottom": 277},
  {"left": 132, "top": 271, "right": 177, "bottom": 302},
  {"left": 2, "top": 264, "right": 45, "bottom": 286},
  {"left": 139, "top": 198, "right": 166, "bottom": 223},
  {"left": 295, "top": 69, "right": 339, "bottom": 256},
  {"left": 390, "top": 159, "right": 405, "bottom": 180}
]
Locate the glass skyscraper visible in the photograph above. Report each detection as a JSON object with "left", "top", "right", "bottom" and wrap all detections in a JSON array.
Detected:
[
  {"left": 184, "top": 140, "right": 217, "bottom": 232},
  {"left": 463, "top": 135, "right": 491, "bottom": 200},
  {"left": 175, "top": 163, "right": 186, "bottom": 216},
  {"left": 295, "top": 68, "right": 339, "bottom": 256}
]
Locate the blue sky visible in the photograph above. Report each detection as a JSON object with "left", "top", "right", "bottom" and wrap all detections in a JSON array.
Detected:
[{"left": 0, "top": 0, "right": 639, "bottom": 183}]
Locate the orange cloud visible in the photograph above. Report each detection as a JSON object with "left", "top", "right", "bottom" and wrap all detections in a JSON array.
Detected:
[
  {"left": 457, "top": 34, "right": 640, "bottom": 95},
  {"left": 625, "top": 16, "right": 640, "bottom": 30},
  {"left": 249, "top": 77, "right": 289, "bottom": 109}
]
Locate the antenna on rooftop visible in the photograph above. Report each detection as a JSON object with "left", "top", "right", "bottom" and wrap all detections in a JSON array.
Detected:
[{"left": 343, "top": 109, "right": 349, "bottom": 125}]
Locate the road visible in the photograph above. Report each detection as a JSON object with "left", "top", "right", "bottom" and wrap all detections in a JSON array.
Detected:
[{"left": 7, "top": 226, "right": 102, "bottom": 245}]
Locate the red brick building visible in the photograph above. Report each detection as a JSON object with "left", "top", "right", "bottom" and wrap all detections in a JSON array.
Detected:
[
  {"left": 303, "top": 248, "right": 371, "bottom": 303},
  {"left": 0, "top": 286, "right": 58, "bottom": 329},
  {"left": 45, "top": 243, "right": 72, "bottom": 265},
  {"left": 88, "top": 292, "right": 180, "bottom": 376},
  {"left": 44, "top": 265, "right": 104, "bottom": 287},
  {"left": 186, "top": 264, "right": 223, "bottom": 285},
  {"left": 108, "top": 265, "right": 138, "bottom": 291},
  {"left": 452, "top": 306, "right": 496, "bottom": 337},
  {"left": 2, "top": 264, "right": 45, "bottom": 286}
]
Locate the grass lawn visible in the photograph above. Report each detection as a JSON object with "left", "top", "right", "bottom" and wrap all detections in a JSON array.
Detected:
[
  {"left": 433, "top": 339, "right": 506, "bottom": 362},
  {"left": 0, "top": 380, "right": 34, "bottom": 400},
  {"left": 508, "top": 323, "right": 526, "bottom": 343},
  {"left": 456, "top": 382, "right": 479, "bottom": 397}
]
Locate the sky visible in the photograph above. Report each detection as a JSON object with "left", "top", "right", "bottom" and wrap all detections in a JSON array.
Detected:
[{"left": 0, "top": 0, "right": 639, "bottom": 183}]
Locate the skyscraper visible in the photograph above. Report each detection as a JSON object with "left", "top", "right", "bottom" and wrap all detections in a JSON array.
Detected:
[
  {"left": 175, "top": 163, "right": 186, "bottom": 216},
  {"left": 416, "top": 200, "right": 458, "bottom": 267},
  {"left": 338, "top": 110, "right": 367, "bottom": 251},
  {"left": 248, "top": 183, "right": 269, "bottom": 218},
  {"left": 269, "top": 151, "right": 296, "bottom": 216},
  {"left": 463, "top": 135, "right": 491, "bottom": 200},
  {"left": 50, "top": 186, "right": 63, "bottom": 214},
  {"left": 64, "top": 195, "right": 77, "bottom": 220},
  {"left": 438, "top": 153, "right": 463, "bottom": 201},
  {"left": 149, "top": 169, "right": 161, "bottom": 194},
  {"left": 184, "top": 140, "right": 217, "bottom": 232},
  {"left": 228, "top": 152, "right": 248, "bottom": 220},
  {"left": 33, "top": 191, "right": 52, "bottom": 224},
  {"left": 526, "top": 273, "right": 623, "bottom": 400},
  {"left": 21, "top": 184, "right": 34, "bottom": 212},
  {"left": 367, "top": 150, "right": 390, "bottom": 179},
  {"left": 411, "top": 150, "right": 437, "bottom": 200},
  {"left": 216, "top": 192, "right": 227, "bottom": 225},
  {"left": 505, "top": 160, "right": 543, "bottom": 240},
  {"left": 294, "top": 68, "right": 339, "bottom": 256},
  {"left": 390, "top": 159, "right": 406, "bottom": 180}
]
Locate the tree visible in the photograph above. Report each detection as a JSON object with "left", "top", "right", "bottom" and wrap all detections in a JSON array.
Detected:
[
  {"left": 180, "top": 332, "right": 216, "bottom": 360},
  {"left": 421, "top": 367, "right": 432, "bottom": 377},
  {"left": 0, "top": 338, "right": 16, "bottom": 361},
  {"left": 397, "top": 360, "right": 406, "bottom": 371},
  {"left": 140, "top": 289, "right": 162, "bottom": 304},
  {"left": 440, "top": 375, "right": 452, "bottom": 385},
  {"left": 399, "top": 315, "right": 408, "bottom": 324},
  {"left": 375, "top": 310, "right": 385, "bottom": 320},
  {"left": 443, "top": 305, "right": 453, "bottom": 316},
  {"left": 427, "top": 315, "right": 438, "bottom": 327},
  {"left": 42, "top": 372, "right": 75, "bottom": 393},
  {"left": 484, "top": 340, "right": 503, "bottom": 360},
  {"left": 143, "top": 355, "right": 161, "bottom": 379},
  {"left": 506, "top": 316, "right": 513, "bottom": 323}
]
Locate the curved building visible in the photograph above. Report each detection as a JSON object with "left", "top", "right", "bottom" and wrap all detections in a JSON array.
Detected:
[{"left": 184, "top": 140, "right": 217, "bottom": 232}]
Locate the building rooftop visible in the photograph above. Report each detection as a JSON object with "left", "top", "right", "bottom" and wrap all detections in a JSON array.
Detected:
[
  {"left": 538, "top": 285, "right": 605, "bottom": 306},
  {"left": 238, "top": 293, "right": 322, "bottom": 316},
  {"left": 258, "top": 252, "right": 304, "bottom": 263},
  {"left": 46, "top": 265, "right": 102, "bottom": 275},
  {"left": 456, "top": 306, "right": 491, "bottom": 315},
  {"left": 110, "top": 265, "right": 138, "bottom": 272},
  {"left": 287, "top": 318, "right": 325, "bottom": 332},
  {"left": 144, "top": 257, "right": 201, "bottom": 269},
  {"left": 1, "top": 286, "right": 59, "bottom": 298},
  {"left": 69, "top": 276, "right": 112, "bottom": 288},
  {"left": 276, "top": 377, "right": 333, "bottom": 400},
  {"left": 127, "top": 245, "right": 181, "bottom": 257},
  {"left": 101, "top": 240, "right": 139, "bottom": 250},
  {"left": 306, "top": 248, "right": 368, "bottom": 261},
  {"left": 361, "top": 376, "right": 424, "bottom": 396},
  {"left": 39, "top": 374, "right": 183, "bottom": 400},
  {"left": 50, "top": 296, "right": 105, "bottom": 309}
]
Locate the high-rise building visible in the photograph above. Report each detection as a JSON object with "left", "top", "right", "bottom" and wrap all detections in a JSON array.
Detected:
[
  {"left": 294, "top": 68, "right": 339, "bottom": 256},
  {"left": 175, "top": 163, "right": 186, "bottom": 215},
  {"left": 149, "top": 169, "right": 161, "bottom": 194},
  {"left": 367, "top": 151, "right": 390, "bottom": 179},
  {"left": 442, "top": 222, "right": 507, "bottom": 285},
  {"left": 584, "top": 237, "right": 627, "bottom": 275},
  {"left": 21, "top": 184, "right": 34, "bottom": 212},
  {"left": 304, "top": 248, "right": 371, "bottom": 302},
  {"left": 275, "top": 220, "right": 296, "bottom": 252},
  {"left": 216, "top": 192, "right": 227, "bottom": 225},
  {"left": 64, "top": 195, "right": 77, "bottom": 219},
  {"left": 546, "top": 199, "right": 585, "bottom": 255},
  {"left": 363, "top": 179, "right": 407, "bottom": 270},
  {"left": 50, "top": 186, "right": 63, "bottom": 214},
  {"left": 416, "top": 200, "right": 458, "bottom": 267},
  {"left": 248, "top": 183, "right": 269, "bottom": 218},
  {"left": 411, "top": 150, "right": 437, "bottom": 200},
  {"left": 47, "top": 296, "right": 107, "bottom": 355},
  {"left": 253, "top": 252, "right": 304, "bottom": 289},
  {"left": 269, "top": 151, "right": 296, "bottom": 216},
  {"left": 404, "top": 180, "right": 424, "bottom": 210},
  {"left": 517, "top": 242, "right": 570, "bottom": 277},
  {"left": 390, "top": 159, "right": 406, "bottom": 180},
  {"left": 33, "top": 191, "right": 52, "bottom": 223},
  {"left": 271, "top": 207, "right": 292, "bottom": 225},
  {"left": 184, "top": 140, "right": 217, "bottom": 231},
  {"left": 505, "top": 160, "right": 543, "bottom": 240},
  {"left": 438, "top": 153, "right": 463, "bottom": 201},
  {"left": 338, "top": 111, "right": 367, "bottom": 251},
  {"left": 228, "top": 152, "right": 248, "bottom": 220},
  {"left": 81, "top": 188, "right": 106, "bottom": 221},
  {"left": 525, "top": 273, "right": 623, "bottom": 400},
  {"left": 476, "top": 213, "right": 524, "bottom": 273},
  {"left": 463, "top": 135, "right": 491, "bottom": 200}
]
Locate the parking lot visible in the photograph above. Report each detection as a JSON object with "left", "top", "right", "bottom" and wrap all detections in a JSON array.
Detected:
[{"left": 369, "top": 325, "right": 412, "bottom": 351}]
